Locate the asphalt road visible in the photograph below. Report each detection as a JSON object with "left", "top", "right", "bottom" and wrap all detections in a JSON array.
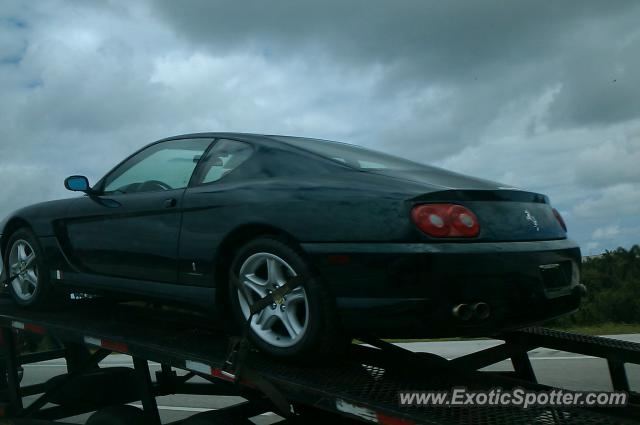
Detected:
[{"left": 19, "top": 334, "right": 640, "bottom": 424}]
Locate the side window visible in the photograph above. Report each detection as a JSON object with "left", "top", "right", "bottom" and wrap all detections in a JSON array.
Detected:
[
  {"left": 103, "top": 138, "right": 213, "bottom": 194},
  {"left": 194, "top": 139, "right": 253, "bottom": 185}
]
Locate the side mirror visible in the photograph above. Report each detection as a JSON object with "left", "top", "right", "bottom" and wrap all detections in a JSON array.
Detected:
[{"left": 64, "top": 175, "right": 91, "bottom": 192}]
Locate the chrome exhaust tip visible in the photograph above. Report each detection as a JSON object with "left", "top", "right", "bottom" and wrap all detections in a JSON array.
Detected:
[
  {"left": 452, "top": 303, "right": 472, "bottom": 321},
  {"left": 472, "top": 302, "right": 490, "bottom": 320}
]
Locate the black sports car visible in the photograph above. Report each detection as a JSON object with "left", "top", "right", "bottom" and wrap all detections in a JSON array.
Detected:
[{"left": 0, "top": 133, "right": 584, "bottom": 357}]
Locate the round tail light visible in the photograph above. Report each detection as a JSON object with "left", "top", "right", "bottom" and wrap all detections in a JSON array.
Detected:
[{"left": 411, "top": 204, "right": 480, "bottom": 238}]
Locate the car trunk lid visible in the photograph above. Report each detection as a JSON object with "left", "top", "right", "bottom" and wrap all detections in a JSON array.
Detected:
[{"left": 411, "top": 189, "right": 566, "bottom": 242}]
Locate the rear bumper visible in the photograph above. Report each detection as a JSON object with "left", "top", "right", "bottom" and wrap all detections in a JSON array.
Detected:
[
  {"left": 301, "top": 239, "right": 582, "bottom": 337},
  {"left": 302, "top": 239, "right": 579, "bottom": 255}
]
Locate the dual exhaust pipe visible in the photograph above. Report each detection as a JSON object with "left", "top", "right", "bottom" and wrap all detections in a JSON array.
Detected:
[{"left": 452, "top": 302, "right": 490, "bottom": 321}]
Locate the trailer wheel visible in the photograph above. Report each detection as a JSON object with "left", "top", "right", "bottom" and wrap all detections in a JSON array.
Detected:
[
  {"left": 4, "top": 228, "right": 54, "bottom": 308},
  {"left": 86, "top": 405, "right": 148, "bottom": 425},
  {"left": 229, "top": 236, "right": 344, "bottom": 359}
]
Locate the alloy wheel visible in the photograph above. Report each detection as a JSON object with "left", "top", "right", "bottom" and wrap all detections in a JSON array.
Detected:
[
  {"left": 237, "top": 252, "right": 309, "bottom": 348},
  {"left": 8, "top": 239, "right": 39, "bottom": 301}
]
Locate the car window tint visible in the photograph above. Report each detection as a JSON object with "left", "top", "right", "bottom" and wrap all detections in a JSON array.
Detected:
[
  {"left": 274, "top": 136, "right": 426, "bottom": 171},
  {"left": 103, "top": 138, "right": 212, "bottom": 194},
  {"left": 197, "top": 139, "right": 253, "bottom": 184}
]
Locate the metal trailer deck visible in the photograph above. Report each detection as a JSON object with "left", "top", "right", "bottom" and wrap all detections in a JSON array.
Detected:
[{"left": 0, "top": 296, "right": 638, "bottom": 425}]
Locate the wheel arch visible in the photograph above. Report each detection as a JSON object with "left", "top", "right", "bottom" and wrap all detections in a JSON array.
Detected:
[
  {"left": 213, "top": 223, "right": 308, "bottom": 308},
  {"left": 1, "top": 217, "right": 33, "bottom": 257}
]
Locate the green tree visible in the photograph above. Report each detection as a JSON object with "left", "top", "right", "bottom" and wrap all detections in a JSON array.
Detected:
[{"left": 550, "top": 245, "right": 640, "bottom": 327}]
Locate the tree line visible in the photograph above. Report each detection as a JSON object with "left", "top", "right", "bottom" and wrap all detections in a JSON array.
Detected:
[{"left": 551, "top": 245, "right": 640, "bottom": 326}]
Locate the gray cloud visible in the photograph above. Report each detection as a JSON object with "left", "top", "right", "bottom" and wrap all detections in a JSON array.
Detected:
[{"left": 152, "top": 1, "right": 640, "bottom": 129}]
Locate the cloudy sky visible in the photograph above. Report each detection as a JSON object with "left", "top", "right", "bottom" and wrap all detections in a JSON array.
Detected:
[{"left": 1, "top": 0, "right": 639, "bottom": 253}]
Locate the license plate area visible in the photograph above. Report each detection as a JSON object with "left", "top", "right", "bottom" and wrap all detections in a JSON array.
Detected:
[{"left": 540, "top": 262, "right": 572, "bottom": 298}]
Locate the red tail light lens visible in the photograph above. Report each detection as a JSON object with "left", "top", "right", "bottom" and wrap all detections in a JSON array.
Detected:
[
  {"left": 411, "top": 204, "right": 480, "bottom": 238},
  {"left": 552, "top": 208, "right": 567, "bottom": 232}
]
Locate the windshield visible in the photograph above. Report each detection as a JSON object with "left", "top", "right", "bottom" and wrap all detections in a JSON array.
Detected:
[{"left": 274, "top": 136, "right": 427, "bottom": 171}]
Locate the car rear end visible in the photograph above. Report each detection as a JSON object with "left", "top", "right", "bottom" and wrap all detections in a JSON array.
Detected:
[
  {"left": 276, "top": 136, "right": 584, "bottom": 337},
  {"left": 408, "top": 189, "right": 582, "bottom": 334},
  {"left": 305, "top": 188, "right": 584, "bottom": 338}
]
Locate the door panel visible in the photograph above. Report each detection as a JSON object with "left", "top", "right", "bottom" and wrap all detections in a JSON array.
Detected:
[
  {"left": 62, "top": 137, "right": 214, "bottom": 284},
  {"left": 179, "top": 139, "right": 255, "bottom": 286},
  {"left": 64, "top": 190, "right": 183, "bottom": 283}
]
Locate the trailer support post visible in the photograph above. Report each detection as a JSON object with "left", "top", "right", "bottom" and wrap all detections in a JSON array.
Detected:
[
  {"left": 133, "top": 356, "right": 161, "bottom": 425},
  {"left": 607, "top": 359, "right": 630, "bottom": 392},
  {"left": 2, "top": 328, "right": 23, "bottom": 415},
  {"left": 510, "top": 351, "right": 537, "bottom": 383}
]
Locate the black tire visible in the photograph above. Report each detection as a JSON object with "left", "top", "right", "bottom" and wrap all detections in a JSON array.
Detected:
[
  {"left": 228, "top": 236, "right": 344, "bottom": 359},
  {"left": 86, "top": 405, "right": 149, "bottom": 425},
  {"left": 4, "top": 228, "right": 54, "bottom": 309}
]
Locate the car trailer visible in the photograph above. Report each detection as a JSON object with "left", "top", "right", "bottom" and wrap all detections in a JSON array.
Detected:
[{"left": 0, "top": 295, "right": 638, "bottom": 425}]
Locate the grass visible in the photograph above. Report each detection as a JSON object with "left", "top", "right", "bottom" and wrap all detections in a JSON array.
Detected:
[{"left": 550, "top": 322, "right": 640, "bottom": 336}]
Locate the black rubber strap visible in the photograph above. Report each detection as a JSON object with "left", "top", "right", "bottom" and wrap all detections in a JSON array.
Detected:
[
  {"left": 226, "top": 274, "right": 304, "bottom": 418},
  {"left": 1, "top": 272, "right": 19, "bottom": 288},
  {"left": 248, "top": 276, "right": 304, "bottom": 316},
  {"left": 237, "top": 363, "right": 293, "bottom": 416}
]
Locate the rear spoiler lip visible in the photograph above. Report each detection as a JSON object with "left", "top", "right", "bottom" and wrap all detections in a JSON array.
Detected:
[{"left": 410, "top": 189, "right": 549, "bottom": 204}]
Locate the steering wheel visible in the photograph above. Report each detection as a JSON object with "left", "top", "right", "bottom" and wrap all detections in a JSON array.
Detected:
[{"left": 138, "top": 180, "right": 172, "bottom": 192}]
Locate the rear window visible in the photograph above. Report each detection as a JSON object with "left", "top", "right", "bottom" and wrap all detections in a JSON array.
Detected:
[{"left": 274, "top": 136, "right": 425, "bottom": 171}]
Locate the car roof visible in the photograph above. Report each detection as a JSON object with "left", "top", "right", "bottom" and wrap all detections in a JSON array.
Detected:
[
  {"left": 155, "top": 132, "right": 357, "bottom": 156},
  {"left": 156, "top": 132, "right": 319, "bottom": 147}
]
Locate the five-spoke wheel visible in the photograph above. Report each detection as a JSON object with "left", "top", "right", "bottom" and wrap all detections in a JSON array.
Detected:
[
  {"left": 8, "top": 239, "right": 39, "bottom": 302},
  {"left": 4, "top": 228, "right": 52, "bottom": 308},
  {"left": 229, "top": 236, "right": 343, "bottom": 358},
  {"left": 238, "top": 252, "right": 309, "bottom": 348}
]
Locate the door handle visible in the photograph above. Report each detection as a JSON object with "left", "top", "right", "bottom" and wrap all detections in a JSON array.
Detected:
[{"left": 164, "top": 198, "right": 177, "bottom": 208}]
